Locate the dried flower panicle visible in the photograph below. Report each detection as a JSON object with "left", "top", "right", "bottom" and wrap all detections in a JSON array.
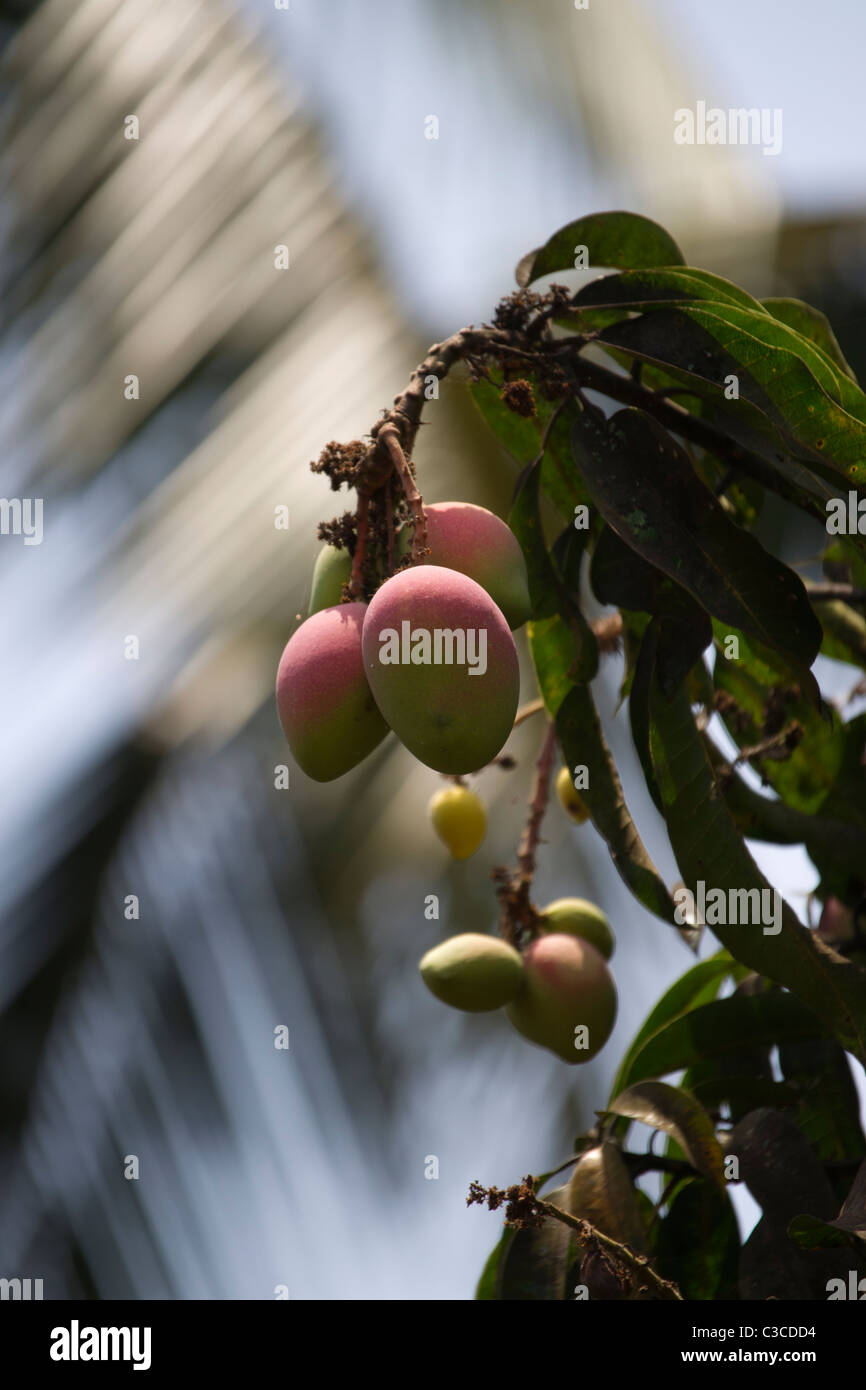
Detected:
[{"left": 467, "top": 1177, "right": 545, "bottom": 1229}]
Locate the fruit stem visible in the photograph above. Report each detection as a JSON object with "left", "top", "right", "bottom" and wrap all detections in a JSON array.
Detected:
[
  {"left": 516, "top": 720, "right": 557, "bottom": 891},
  {"left": 349, "top": 490, "right": 370, "bottom": 599},
  {"left": 513, "top": 697, "right": 545, "bottom": 727},
  {"left": 376, "top": 425, "right": 428, "bottom": 565}
]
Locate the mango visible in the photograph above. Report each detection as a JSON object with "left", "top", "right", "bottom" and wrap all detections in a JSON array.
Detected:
[
  {"left": 399, "top": 501, "right": 531, "bottom": 629},
  {"left": 309, "top": 544, "right": 352, "bottom": 615},
  {"left": 429, "top": 784, "right": 486, "bottom": 859},
  {"left": 420, "top": 933, "right": 524, "bottom": 1011},
  {"left": 362, "top": 566, "right": 519, "bottom": 774},
  {"left": 276, "top": 603, "right": 389, "bottom": 781},
  {"left": 555, "top": 766, "right": 590, "bottom": 825},
  {"left": 539, "top": 898, "right": 615, "bottom": 960},
  {"left": 505, "top": 933, "right": 617, "bottom": 1063}
]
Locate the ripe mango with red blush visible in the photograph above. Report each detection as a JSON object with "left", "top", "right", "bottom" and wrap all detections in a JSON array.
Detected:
[
  {"left": 276, "top": 603, "right": 389, "bottom": 781},
  {"left": 399, "top": 502, "right": 531, "bottom": 628},
  {"left": 362, "top": 566, "right": 519, "bottom": 775}
]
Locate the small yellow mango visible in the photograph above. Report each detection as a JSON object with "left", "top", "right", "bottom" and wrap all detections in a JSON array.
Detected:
[{"left": 429, "top": 785, "right": 486, "bottom": 860}]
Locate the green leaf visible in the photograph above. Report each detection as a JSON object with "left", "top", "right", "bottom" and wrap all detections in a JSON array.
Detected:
[
  {"left": 762, "top": 297, "right": 858, "bottom": 381},
  {"left": 689, "top": 1074, "right": 797, "bottom": 1116},
  {"left": 590, "top": 526, "right": 712, "bottom": 698},
  {"left": 574, "top": 265, "right": 769, "bottom": 316},
  {"left": 497, "top": 1183, "right": 575, "bottom": 1300},
  {"left": 817, "top": 599, "right": 866, "bottom": 670},
  {"left": 611, "top": 952, "right": 735, "bottom": 1099},
  {"left": 565, "top": 1142, "right": 648, "bottom": 1252},
  {"left": 510, "top": 463, "right": 598, "bottom": 702},
  {"left": 624, "top": 991, "right": 833, "bottom": 1085},
  {"left": 596, "top": 305, "right": 866, "bottom": 492},
  {"left": 732, "top": 1107, "right": 852, "bottom": 1299},
  {"left": 647, "top": 667, "right": 866, "bottom": 1064},
  {"left": 554, "top": 683, "right": 680, "bottom": 929},
  {"left": 712, "top": 622, "right": 844, "bottom": 813},
  {"left": 656, "top": 1180, "right": 740, "bottom": 1299},
  {"left": 778, "top": 1038, "right": 866, "bottom": 1168},
  {"left": 475, "top": 1225, "right": 516, "bottom": 1299},
  {"left": 609, "top": 1080, "right": 726, "bottom": 1191},
  {"left": 515, "top": 210, "right": 685, "bottom": 288},
  {"left": 570, "top": 407, "right": 822, "bottom": 689},
  {"left": 469, "top": 373, "right": 591, "bottom": 523},
  {"left": 788, "top": 1159, "right": 866, "bottom": 1252}
]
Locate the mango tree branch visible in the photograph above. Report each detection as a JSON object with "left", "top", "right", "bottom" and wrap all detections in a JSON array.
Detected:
[{"left": 537, "top": 1200, "right": 684, "bottom": 1301}]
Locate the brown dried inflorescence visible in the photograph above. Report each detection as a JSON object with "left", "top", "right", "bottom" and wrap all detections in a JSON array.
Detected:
[
  {"left": 500, "top": 378, "right": 536, "bottom": 418},
  {"left": 467, "top": 1177, "right": 545, "bottom": 1229},
  {"left": 311, "top": 439, "right": 368, "bottom": 490}
]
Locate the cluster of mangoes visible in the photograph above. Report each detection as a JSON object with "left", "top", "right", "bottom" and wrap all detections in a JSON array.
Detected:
[
  {"left": 275, "top": 502, "right": 531, "bottom": 781},
  {"left": 419, "top": 899, "right": 617, "bottom": 1063}
]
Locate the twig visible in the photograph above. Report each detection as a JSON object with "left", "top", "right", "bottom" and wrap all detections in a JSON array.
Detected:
[
  {"left": 516, "top": 720, "right": 557, "bottom": 889},
  {"left": 805, "top": 582, "right": 866, "bottom": 607},
  {"left": 537, "top": 1200, "right": 684, "bottom": 1301},
  {"left": 729, "top": 721, "right": 803, "bottom": 771},
  {"left": 513, "top": 697, "right": 545, "bottom": 728}
]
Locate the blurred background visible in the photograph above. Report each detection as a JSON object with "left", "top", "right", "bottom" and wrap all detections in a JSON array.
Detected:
[{"left": 1, "top": 0, "right": 865, "bottom": 1300}]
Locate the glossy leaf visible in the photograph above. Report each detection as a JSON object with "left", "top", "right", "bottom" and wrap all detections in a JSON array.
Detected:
[
  {"left": 596, "top": 306, "right": 866, "bottom": 492},
  {"left": 555, "top": 683, "right": 680, "bottom": 929},
  {"left": 515, "top": 210, "right": 684, "bottom": 288},
  {"left": 762, "top": 296, "right": 857, "bottom": 381},
  {"left": 571, "top": 407, "right": 822, "bottom": 690},
  {"left": 609, "top": 1080, "right": 726, "bottom": 1191},
  {"left": 566, "top": 1142, "right": 647, "bottom": 1252}
]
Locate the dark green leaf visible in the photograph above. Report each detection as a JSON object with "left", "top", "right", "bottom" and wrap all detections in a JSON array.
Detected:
[
  {"left": 647, "top": 667, "right": 866, "bottom": 1064},
  {"left": 498, "top": 1183, "right": 575, "bottom": 1300},
  {"left": 554, "top": 683, "right": 680, "bottom": 929},
  {"left": 597, "top": 306, "right": 866, "bottom": 492},
  {"left": 778, "top": 1037, "right": 866, "bottom": 1168},
  {"left": 611, "top": 952, "right": 735, "bottom": 1099},
  {"left": 625, "top": 991, "right": 833, "bottom": 1085},
  {"left": 574, "top": 265, "right": 768, "bottom": 316},
  {"left": 570, "top": 407, "right": 822, "bottom": 689},
  {"left": 656, "top": 1180, "right": 740, "bottom": 1299},
  {"left": 515, "top": 210, "right": 684, "bottom": 288},
  {"left": 788, "top": 1158, "right": 866, "bottom": 1252},
  {"left": 712, "top": 622, "right": 844, "bottom": 813},
  {"left": 475, "top": 1225, "right": 516, "bottom": 1300}
]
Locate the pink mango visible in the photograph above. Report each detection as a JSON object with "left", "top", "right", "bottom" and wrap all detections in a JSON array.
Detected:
[
  {"left": 362, "top": 566, "right": 519, "bottom": 774},
  {"left": 276, "top": 603, "right": 389, "bottom": 781},
  {"left": 400, "top": 502, "right": 531, "bottom": 629}
]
